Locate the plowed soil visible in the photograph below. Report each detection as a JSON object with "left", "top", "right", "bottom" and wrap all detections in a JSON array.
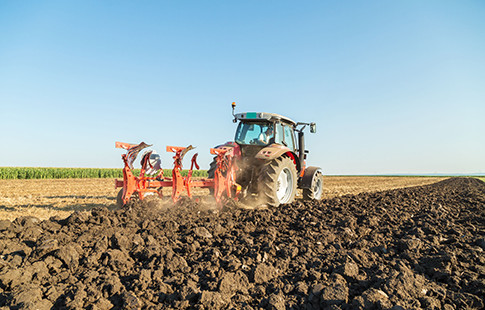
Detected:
[
  {"left": 0, "top": 177, "right": 446, "bottom": 221},
  {"left": 0, "top": 177, "right": 484, "bottom": 309}
]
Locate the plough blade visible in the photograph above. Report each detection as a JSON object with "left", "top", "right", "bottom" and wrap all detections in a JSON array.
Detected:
[{"left": 115, "top": 142, "right": 240, "bottom": 208}]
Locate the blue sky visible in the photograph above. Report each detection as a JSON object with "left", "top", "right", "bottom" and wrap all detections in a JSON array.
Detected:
[{"left": 1, "top": 1, "right": 484, "bottom": 174}]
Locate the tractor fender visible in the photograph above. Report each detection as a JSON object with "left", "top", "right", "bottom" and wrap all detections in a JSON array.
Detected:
[
  {"left": 213, "top": 142, "right": 241, "bottom": 157},
  {"left": 255, "top": 144, "right": 301, "bottom": 171},
  {"left": 299, "top": 166, "right": 323, "bottom": 189}
]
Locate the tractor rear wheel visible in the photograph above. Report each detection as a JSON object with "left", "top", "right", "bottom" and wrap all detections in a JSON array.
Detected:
[
  {"left": 302, "top": 170, "right": 324, "bottom": 200},
  {"left": 258, "top": 156, "right": 297, "bottom": 207}
]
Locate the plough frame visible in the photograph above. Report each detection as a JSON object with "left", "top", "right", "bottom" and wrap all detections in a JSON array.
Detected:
[{"left": 115, "top": 142, "right": 240, "bottom": 207}]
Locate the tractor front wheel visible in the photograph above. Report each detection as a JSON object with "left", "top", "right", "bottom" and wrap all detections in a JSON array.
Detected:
[
  {"left": 258, "top": 157, "right": 297, "bottom": 207},
  {"left": 207, "top": 157, "right": 218, "bottom": 195},
  {"left": 116, "top": 189, "right": 125, "bottom": 207},
  {"left": 302, "top": 169, "right": 324, "bottom": 200},
  {"left": 207, "top": 156, "right": 217, "bottom": 179}
]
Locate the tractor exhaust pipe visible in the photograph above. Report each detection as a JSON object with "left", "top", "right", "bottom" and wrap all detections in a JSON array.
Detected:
[{"left": 298, "top": 131, "right": 306, "bottom": 160}]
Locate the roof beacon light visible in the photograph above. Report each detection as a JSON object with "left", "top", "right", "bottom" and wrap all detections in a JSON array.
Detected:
[{"left": 232, "top": 102, "right": 237, "bottom": 122}]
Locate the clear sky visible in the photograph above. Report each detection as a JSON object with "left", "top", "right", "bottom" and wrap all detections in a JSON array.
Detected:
[{"left": 1, "top": 1, "right": 484, "bottom": 175}]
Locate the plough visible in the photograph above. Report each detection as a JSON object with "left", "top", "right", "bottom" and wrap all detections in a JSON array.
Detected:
[{"left": 114, "top": 141, "right": 241, "bottom": 207}]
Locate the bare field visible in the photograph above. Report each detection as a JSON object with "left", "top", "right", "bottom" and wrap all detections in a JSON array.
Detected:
[
  {"left": 321, "top": 176, "right": 448, "bottom": 198},
  {"left": 0, "top": 176, "right": 447, "bottom": 221},
  {"left": 1, "top": 177, "right": 483, "bottom": 309}
]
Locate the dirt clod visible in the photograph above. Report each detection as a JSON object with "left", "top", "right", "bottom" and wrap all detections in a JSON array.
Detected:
[{"left": 0, "top": 177, "right": 484, "bottom": 309}]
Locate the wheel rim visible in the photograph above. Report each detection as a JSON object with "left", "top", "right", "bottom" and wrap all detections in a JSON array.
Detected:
[
  {"left": 276, "top": 167, "right": 294, "bottom": 203},
  {"left": 313, "top": 174, "right": 323, "bottom": 199}
]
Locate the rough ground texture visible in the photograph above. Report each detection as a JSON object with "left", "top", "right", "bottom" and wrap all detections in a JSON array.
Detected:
[
  {"left": 0, "top": 178, "right": 484, "bottom": 309},
  {"left": 0, "top": 177, "right": 446, "bottom": 221}
]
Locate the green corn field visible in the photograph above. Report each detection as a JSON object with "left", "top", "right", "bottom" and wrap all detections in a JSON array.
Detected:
[{"left": 0, "top": 167, "right": 208, "bottom": 180}]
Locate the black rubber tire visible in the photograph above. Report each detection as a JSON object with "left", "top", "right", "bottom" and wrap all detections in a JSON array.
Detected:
[
  {"left": 258, "top": 157, "right": 298, "bottom": 207},
  {"left": 116, "top": 189, "right": 125, "bottom": 207},
  {"left": 207, "top": 156, "right": 218, "bottom": 195},
  {"left": 207, "top": 156, "right": 217, "bottom": 179},
  {"left": 303, "top": 170, "right": 324, "bottom": 200}
]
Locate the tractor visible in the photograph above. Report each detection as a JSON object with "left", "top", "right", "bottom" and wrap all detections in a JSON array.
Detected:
[
  {"left": 114, "top": 103, "right": 323, "bottom": 208},
  {"left": 208, "top": 102, "right": 324, "bottom": 207}
]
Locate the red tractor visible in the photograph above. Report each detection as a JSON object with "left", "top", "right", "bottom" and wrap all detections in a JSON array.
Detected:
[
  {"left": 208, "top": 103, "right": 324, "bottom": 207},
  {"left": 115, "top": 103, "right": 323, "bottom": 208}
]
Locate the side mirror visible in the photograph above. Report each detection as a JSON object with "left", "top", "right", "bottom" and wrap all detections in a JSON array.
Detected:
[{"left": 310, "top": 122, "right": 316, "bottom": 133}]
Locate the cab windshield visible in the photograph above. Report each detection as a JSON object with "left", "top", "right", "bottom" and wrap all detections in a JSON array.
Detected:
[{"left": 235, "top": 122, "right": 274, "bottom": 145}]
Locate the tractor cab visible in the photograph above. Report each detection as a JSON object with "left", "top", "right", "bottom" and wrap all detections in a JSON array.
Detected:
[
  {"left": 211, "top": 103, "right": 323, "bottom": 207},
  {"left": 232, "top": 111, "right": 316, "bottom": 170},
  {"left": 234, "top": 112, "right": 297, "bottom": 149}
]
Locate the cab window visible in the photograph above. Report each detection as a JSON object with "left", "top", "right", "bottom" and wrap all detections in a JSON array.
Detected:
[
  {"left": 235, "top": 122, "right": 273, "bottom": 145},
  {"left": 275, "top": 123, "right": 284, "bottom": 145},
  {"left": 283, "top": 124, "right": 296, "bottom": 151}
]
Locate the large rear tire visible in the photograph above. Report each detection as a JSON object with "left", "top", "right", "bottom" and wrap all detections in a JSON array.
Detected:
[
  {"left": 258, "top": 157, "right": 298, "bottom": 207},
  {"left": 302, "top": 170, "right": 324, "bottom": 200}
]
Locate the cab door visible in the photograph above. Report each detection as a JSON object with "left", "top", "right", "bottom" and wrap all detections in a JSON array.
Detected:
[{"left": 282, "top": 123, "right": 296, "bottom": 152}]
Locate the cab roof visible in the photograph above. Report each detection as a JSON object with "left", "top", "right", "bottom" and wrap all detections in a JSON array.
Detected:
[{"left": 234, "top": 112, "right": 297, "bottom": 126}]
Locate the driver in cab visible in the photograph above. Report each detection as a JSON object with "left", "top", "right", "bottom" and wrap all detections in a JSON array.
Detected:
[{"left": 258, "top": 127, "right": 274, "bottom": 145}]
